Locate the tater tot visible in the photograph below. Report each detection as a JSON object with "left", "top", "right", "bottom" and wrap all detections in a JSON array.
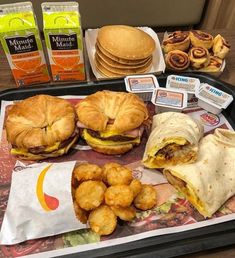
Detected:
[
  {"left": 129, "top": 179, "right": 142, "bottom": 198},
  {"left": 71, "top": 171, "right": 79, "bottom": 188},
  {"left": 105, "top": 185, "right": 133, "bottom": 207},
  {"left": 102, "top": 162, "right": 121, "bottom": 183},
  {"left": 88, "top": 205, "right": 117, "bottom": 235},
  {"left": 72, "top": 186, "right": 76, "bottom": 200},
  {"left": 134, "top": 184, "right": 157, "bottom": 210},
  {"left": 107, "top": 166, "right": 133, "bottom": 186},
  {"left": 111, "top": 206, "right": 136, "bottom": 221},
  {"left": 73, "top": 163, "right": 103, "bottom": 182},
  {"left": 73, "top": 201, "right": 88, "bottom": 224},
  {"left": 75, "top": 180, "right": 107, "bottom": 211}
]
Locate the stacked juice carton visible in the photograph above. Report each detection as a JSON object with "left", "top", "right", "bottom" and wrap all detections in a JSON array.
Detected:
[{"left": 0, "top": 1, "right": 85, "bottom": 87}]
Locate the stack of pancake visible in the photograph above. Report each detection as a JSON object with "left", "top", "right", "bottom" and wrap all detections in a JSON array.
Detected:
[{"left": 95, "top": 25, "right": 156, "bottom": 78}]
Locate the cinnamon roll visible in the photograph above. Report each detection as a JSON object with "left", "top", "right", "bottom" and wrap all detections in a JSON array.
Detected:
[
  {"left": 188, "top": 46, "right": 210, "bottom": 69},
  {"left": 165, "top": 50, "right": 190, "bottom": 71},
  {"left": 189, "top": 30, "right": 213, "bottom": 49},
  {"left": 198, "top": 56, "right": 223, "bottom": 72},
  {"left": 162, "top": 31, "right": 190, "bottom": 53},
  {"left": 212, "top": 34, "right": 230, "bottom": 59}
]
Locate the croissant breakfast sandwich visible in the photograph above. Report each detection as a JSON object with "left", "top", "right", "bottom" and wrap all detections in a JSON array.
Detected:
[
  {"left": 6, "top": 95, "right": 78, "bottom": 160},
  {"left": 75, "top": 90, "right": 149, "bottom": 155},
  {"left": 142, "top": 112, "right": 203, "bottom": 169},
  {"left": 163, "top": 129, "right": 235, "bottom": 218}
]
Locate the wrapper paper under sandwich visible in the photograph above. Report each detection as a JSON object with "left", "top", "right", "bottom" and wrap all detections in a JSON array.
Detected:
[
  {"left": 0, "top": 161, "right": 86, "bottom": 245},
  {"left": 164, "top": 129, "right": 235, "bottom": 218}
]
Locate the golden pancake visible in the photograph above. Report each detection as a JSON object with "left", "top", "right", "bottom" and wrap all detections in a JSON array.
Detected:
[
  {"left": 95, "top": 54, "right": 152, "bottom": 76},
  {"left": 95, "top": 51, "right": 152, "bottom": 70},
  {"left": 95, "top": 59, "right": 123, "bottom": 78},
  {"left": 96, "top": 42, "right": 151, "bottom": 65},
  {"left": 97, "top": 25, "right": 155, "bottom": 60}
]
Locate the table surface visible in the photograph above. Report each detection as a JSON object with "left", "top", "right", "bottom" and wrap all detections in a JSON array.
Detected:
[{"left": 0, "top": 29, "right": 235, "bottom": 258}]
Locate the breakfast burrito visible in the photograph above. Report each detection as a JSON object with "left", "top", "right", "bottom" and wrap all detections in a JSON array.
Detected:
[
  {"left": 142, "top": 112, "right": 203, "bottom": 168},
  {"left": 163, "top": 129, "right": 235, "bottom": 218}
]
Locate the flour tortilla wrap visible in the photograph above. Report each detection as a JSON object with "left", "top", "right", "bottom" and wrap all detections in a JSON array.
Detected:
[
  {"left": 163, "top": 129, "right": 235, "bottom": 218},
  {"left": 142, "top": 112, "right": 203, "bottom": 168}
]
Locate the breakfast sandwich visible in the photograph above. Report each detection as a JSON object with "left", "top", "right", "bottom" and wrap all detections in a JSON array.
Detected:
[
  {"left": 142, "top": 112, "right": 203, "bottom": 168},
  {"left": 75, "top": 90, "right": 149, "bottom": 155},
  {"left": 6, "top": 95, "right": 78, "bottom": 160},
  {"left": 164, "top": 129, "right": 235, "bottom": 217}
]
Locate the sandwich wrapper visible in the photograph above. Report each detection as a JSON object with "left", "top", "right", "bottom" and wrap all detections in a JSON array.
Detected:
[{"left": 0, "top": 161, "right": 86, "bottom": 245}]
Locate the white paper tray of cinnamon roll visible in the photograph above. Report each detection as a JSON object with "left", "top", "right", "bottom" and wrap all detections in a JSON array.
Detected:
[
  {"left": 162, "top": 30, "right": 230, "bottom": 76},
  {"left": 85, "top": 25, "right": 166, "bottom": 79}
]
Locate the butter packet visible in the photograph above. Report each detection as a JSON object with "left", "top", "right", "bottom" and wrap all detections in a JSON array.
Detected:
[
  {"left": 151, "top": 87, "right": 188, "bottom": 113},
  {"left": 125, "top": 74, "right": 159, "bottom": 101},
  {"left": 195, "top": 83, "right": 233, "bottom": 115},
  {"left": 0, "top": 161, "right": 86, "bottom": 245}
]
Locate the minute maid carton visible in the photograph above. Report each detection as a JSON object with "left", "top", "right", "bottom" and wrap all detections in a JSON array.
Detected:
[
  {"left": 42, "top": 2, "right": 85, "bottom": 81},
  {"left": 0, "top": 2, "right": 50, "bottom": 87}
]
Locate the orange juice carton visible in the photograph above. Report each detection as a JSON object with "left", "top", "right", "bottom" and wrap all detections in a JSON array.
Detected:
[
  {"left": 151, "top": 87, "right": 188, "bottom": 113},
  {"left": 42, "top": 2, "right": 85, "bottom": 82},
  {"left": 195, "top": 83, "right": 233, "bottom": 115},
  {"left": 125, "top": 74, "right": 159, "bottom": 101},
  {"left": 0, "top": 2, "right": 50, "bottom": 87}
]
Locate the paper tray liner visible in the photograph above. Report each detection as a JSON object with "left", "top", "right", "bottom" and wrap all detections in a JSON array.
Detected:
[{"left": 0, "top": 81, "right": 235, "bottom": 256}]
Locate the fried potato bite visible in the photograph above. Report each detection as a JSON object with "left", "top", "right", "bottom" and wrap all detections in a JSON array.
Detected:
[
  {"left": 134, "top": 184, "right": 157, "bottom": 210},
  {"left": 129, "top": 179, "right": 142, "bottom": 198},
  {"left": 75, "top": 180, "right": 107, "bottom": 211},
  {"left": 72, "top": 171, "right": 79, "bottom": 188},
  {"left": 72, "top": 186, "right": 76, "bottom": 200},
  {"left": 73, "top": 201, "right": 88, "bottom": 224},
  {"left": 73, "top": 163, "right": 103, "bottom": 182},
  {"left": 88, "top": 205, "right": 117, "bottom": 235},
  {"left": 105, "top": 185, "right": 133, "bottom": 207},
  {"left": 111, "top": 205, "right": 136, "bottom": 221},
  {"left": 102, "top": 162, "right": 122, "bottom": 183},
  {"left": 106, "top": 166, "right": 133, "bottom": 186}
]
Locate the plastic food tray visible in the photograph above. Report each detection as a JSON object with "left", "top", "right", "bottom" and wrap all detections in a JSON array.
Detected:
[{"left": 0, "top": 73, "right": 235, "bottom": 258}]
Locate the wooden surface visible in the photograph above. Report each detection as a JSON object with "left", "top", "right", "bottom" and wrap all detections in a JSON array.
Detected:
[{"left": 0, "top": 29, "right": 235, "bottom": 258}]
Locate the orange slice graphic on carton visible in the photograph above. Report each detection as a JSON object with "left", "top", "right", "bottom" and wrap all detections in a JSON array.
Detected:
[
  {"left": 36, "top": 164, "right": 59, "bottom": 211},
  {"left": 52, "top": 55, "right": 80, "bottom": 70},
  {"left": 13, "top": 56, "right": 42, "bottom": 74}
]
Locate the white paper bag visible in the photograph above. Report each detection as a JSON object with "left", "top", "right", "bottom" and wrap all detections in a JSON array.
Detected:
[{"left": 0, "top": 161, "right": 86, "bottom": 245}]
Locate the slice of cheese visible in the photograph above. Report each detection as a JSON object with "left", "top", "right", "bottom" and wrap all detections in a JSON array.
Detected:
[
  {"left": 148, "top": 137, "right": 187, "bottom": 157},
  {"left": 11, "top": 135, "right": 78, "bottom": 159},
  {"left": 96, "top": 124, "right": 138, "bottom": 138},
  {"left": 83, "top": 129, "right": 140, "bottom": 146},
  {"left": 166, "top": 172, "right": 205, "bottom": 216}
]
